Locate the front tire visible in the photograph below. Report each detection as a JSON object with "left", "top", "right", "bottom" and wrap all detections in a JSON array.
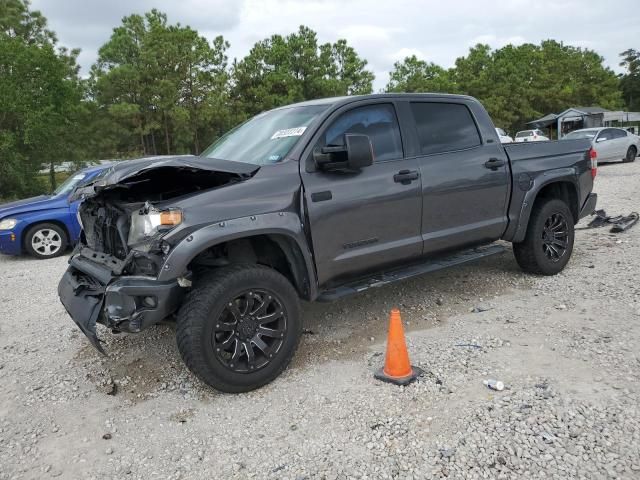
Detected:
[
  {"left": 513, "top": 198, "right": 575, "bottom": 275},
  {"left": 624, "top": 146, "right": 636, "bottom": 163},
  {"left": 176, "top": 264, "right": 302, "bottom": 393},
  {"left": 24, "top": 223, "right": 68, "bottom": 259}
]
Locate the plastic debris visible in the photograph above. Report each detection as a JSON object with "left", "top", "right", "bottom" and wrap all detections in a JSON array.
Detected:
[
  {"left": 585, "top": 210, "right": 639, "bottom": 233},
  {"left": 483, "top": 379, "right": 505, "bottom": 391}
]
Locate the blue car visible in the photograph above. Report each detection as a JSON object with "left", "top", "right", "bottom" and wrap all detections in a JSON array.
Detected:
[{"left": 0, "top": 164, "right": 110, "bottom": 259}]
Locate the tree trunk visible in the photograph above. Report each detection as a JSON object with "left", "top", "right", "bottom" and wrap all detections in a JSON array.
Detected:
[
  {"left": 164, "top": 112, "right": 171, "bottom": 155},
  {"left": 151, "top": 130, "right": 158, "bottom": 155},
  {"left": 139, "top": 120, "right": 146, "bottom": 156},
  {"left": 49, "top": 161, "right": 56, "bottom": 192}
]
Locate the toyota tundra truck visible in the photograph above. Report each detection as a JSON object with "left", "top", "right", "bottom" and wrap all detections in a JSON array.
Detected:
[{"left": 58, "top": 94, "right": 598, "bottom": 392}]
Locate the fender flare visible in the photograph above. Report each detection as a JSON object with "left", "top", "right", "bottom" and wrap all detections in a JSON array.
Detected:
[
  {"left": 157, "top": 211, "right": 318, "bottom": 299},
  {"left": 505, "top": 168, "right": 580, "bottom": 243}
]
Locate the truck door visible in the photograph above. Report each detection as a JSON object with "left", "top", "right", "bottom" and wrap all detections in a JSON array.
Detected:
[
  {"left": 407, "top": 100, "right": 510, "bottom": 255},
  {"left": 301, "top": 102, "right": 422, "bottom": 287}
]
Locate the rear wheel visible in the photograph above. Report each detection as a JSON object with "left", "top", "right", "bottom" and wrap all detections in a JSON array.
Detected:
[
  {"left": 624, "top": 146, "right": 636, "bottom": 163},
  {"left": 24, "top": 223, "right": 68, "bottom": 259},
  {"left": 176, "top": 264, "right": 302, "bottom": 393},
  {"left": 513, "top": 198, "right": 575, "bottom": 275}
]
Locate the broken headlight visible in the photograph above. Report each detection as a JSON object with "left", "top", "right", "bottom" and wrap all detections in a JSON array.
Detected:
[{"left": 128, "top": 207, "right": 182, "bottom": 247}]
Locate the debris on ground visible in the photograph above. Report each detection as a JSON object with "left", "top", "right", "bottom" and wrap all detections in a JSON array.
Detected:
[
  {"left": 483, "top": 379, "right": 505, "bottom": 391},
  {"left": 585, "top": 209, "right": 639, "bottom": 232}
]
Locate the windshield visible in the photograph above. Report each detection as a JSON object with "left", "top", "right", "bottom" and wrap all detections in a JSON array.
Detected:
[
  {"left": 53, "top": 172, "right": 88, "bottom": 196},
  {"left": 563, "top": 130, "right": 598, "bottom": 140},
  {"left": 201, "top": 105, "right": 329, "bottom": 165}
]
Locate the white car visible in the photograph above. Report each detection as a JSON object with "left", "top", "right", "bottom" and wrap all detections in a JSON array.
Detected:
[
  {"left": 514, "top": 129, "right": 549, "bottom": 142},
  {"left": 495, "top": 128, "right": 513, "bottom": 143},
  {"left": 563, "top": 127, "right": 640, "bottom": 163}
]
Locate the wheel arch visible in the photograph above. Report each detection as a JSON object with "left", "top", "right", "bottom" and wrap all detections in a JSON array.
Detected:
[
  {"left": 510, "top": 177, "right": 579, "bottom": 244},
  {"left": 21, "top": 218, "right": 70, "bottom": 251},
  {"left": 159, "top": 212, "right": 318, "bottom": 300}
]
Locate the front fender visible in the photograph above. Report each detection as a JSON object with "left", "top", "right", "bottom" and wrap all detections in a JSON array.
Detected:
[
  {"left": 15, "top": 208, "right": 76, "bottom": 242},
  {"left": 504, "top": 167, "right": 579, "bottom": 243},
  {"left": 157, "top": 211, "right": 318, "bottom": 298}
]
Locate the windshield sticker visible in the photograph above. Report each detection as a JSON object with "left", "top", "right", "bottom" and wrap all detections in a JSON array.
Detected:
[{"left": 271, "top": 126, "right": 307, "bottom": 139}]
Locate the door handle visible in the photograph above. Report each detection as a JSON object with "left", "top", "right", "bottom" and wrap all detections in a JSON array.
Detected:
[
  {"left": 484, "top": 158, "right": 505, "bottom": 170},
  {"left": 393, "top": 169, "right": 420, "bottom": 184}
]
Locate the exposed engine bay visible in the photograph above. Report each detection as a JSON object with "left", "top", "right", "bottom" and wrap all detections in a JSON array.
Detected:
[{"left": 74, "top": 156, "right": 259, "bottom": 276}]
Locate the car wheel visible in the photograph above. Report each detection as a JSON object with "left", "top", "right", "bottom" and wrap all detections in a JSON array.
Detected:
[
  {"left": 24, "top": 223, "right": 68, "bottom": 259},
  {"left": 623, "top": 146, "right": 637, "bottom": 163},
  {"left": 513, "top": 198, "right": 575, "bottom": 276},
  {"left": 176, "top": 264, "right": 302, "bottom": 393}
]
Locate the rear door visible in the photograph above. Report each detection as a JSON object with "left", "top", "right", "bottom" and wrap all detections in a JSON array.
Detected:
[
  {"left": 594, "top": 129, "right": 618, "bottom": 161},
  {"left": 406, "top": 100, "right": 510, "bottom": 255},
  {"left": 301, "top": 102, "right": 423, "bottom": 286},
  {"left": 609, "top": 128, "right": 628, "bottom": 160}
]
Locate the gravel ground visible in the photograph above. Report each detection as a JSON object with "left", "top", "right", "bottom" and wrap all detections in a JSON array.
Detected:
[{"left": 1, "top": 161, "right": 639, "bottom": 479}]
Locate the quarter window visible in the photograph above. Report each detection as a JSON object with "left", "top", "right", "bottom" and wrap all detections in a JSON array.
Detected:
[
  {"left": 324, "top": 104, "right": 403, "bottom": 162},
  {"left": 410, "top": 102, "right": 481, "bottom": 155}
]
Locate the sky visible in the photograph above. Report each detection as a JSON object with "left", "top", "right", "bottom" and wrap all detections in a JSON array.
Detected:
[{"left": 31, "top": 0, "right": 640, "bottom": 91}]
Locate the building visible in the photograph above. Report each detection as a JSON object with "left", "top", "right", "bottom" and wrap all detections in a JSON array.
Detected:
[{"left": 527, "top": 107, "right": 640, "bottom": 139}]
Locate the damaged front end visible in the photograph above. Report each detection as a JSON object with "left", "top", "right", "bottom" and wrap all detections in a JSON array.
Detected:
[{"left": 58, "top": 156, "right": 259, "bottom": 353}]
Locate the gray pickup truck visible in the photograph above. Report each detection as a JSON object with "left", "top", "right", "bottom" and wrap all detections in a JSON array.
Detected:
[{"left": 59, "top": 93, "right": 597, "bottom": 392}]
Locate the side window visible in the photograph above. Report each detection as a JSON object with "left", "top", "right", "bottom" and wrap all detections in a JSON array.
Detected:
[
  {"left": 611, "top": 129, "right": 627, "bottom": 139},
  {"left": 598, "top": 129, "right": 613, "bottom": 141},
  {"left": 324, "top": 104, "right": 403, "bottom": 162},
  {"left": 410, "top": 102, "right": 481, "bottom": 155}
]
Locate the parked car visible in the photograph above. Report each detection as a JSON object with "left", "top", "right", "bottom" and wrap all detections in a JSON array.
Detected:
[
  {"left": 0, "top": 164, "right": 110, "bottom": 259},
  {"left": 495, "top": 127, "right": 513, "bottom": 143},
  {"left": 58, "top": 93, "right": 596, "bottom": 393},
  {"left": 514, "top": 129, "right": 549, "bottom": 142},
  {"left": 563, "top": 127, "right": 639, "bottom": 163}
]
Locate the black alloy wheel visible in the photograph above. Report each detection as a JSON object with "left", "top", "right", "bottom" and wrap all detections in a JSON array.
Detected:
[
  {"left": 541, "top": 213, "right": 569, "bottom": 262},
  {"left": 212, "top": 289, "right": 287, "bottom": 373}
]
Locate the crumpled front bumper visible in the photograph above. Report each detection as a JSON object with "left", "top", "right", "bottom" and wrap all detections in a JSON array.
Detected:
[{"left": 58, "top": 254, "right": 184, "bottom": 354}]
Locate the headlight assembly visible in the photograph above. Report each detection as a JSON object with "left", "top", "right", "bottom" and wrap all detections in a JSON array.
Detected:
[
  {"left": 0, "top": 218, "right": 18, "bottom": 230},
  {"left": 127, "top": 207, "right": 182, "bottom": 246}
]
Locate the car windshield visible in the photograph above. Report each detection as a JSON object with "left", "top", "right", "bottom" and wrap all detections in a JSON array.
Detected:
[
  {"left": 563, "top": 130, "right": 598, "bottom": 140},
  {"left": 201, "top": 105, "right": 329, "bottom": 165},
  {"left": 515, "top": 131, "right": 533, "bottom": 138},
  {"left": 53, "top": 171, "right": 88, "bottom": 196}
]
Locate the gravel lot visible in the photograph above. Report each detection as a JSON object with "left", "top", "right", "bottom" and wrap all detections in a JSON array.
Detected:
[{"left": 1, "top": 161, "right": 640, "bottom": 479}]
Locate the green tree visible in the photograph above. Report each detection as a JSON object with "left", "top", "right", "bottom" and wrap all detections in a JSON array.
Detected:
[
  {"left": 231, "top": 26, "right": 374, "bottom": 116},
  {"left": 0, "top": 0, "right": 84, "bottom": 197},
  {"left": 450, "top": 41, "right": 622, "bottom": 134},
  {"left": 386, "top": 55, "right": 455, "bottom": 93},
  {"left": 91, "top": 10, "right": 231, "bottom": 156},
  {"left": 619, "top": 48, "right": 640, "bottom": 111}
]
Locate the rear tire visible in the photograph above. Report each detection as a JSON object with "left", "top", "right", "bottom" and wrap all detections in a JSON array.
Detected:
[
  {"left": 513, "top": 198, "right": 575, "bottom": 275},
  {"left": 624, "top": 146, "right": 636, "bottom": 163},
  {"left": 176, "top": 264, "right": 302, "bottom": 393},
  {"left": 24, "top": 223, "right": 68, "bottom": 259}
]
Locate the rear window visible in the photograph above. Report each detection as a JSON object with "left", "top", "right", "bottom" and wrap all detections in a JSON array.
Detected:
[
  {"left": 515, "top": 131, "right": 533, "bottom": 138},
  {"left": 410, "top": 102, "right": 481, "bottom": 155}
]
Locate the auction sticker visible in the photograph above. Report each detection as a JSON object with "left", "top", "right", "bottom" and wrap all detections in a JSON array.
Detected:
[{"left": 271, "top": 126, "right": 307, "bottom": 139}]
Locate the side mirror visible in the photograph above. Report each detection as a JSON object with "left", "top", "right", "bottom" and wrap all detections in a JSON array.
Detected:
[
  {"left": 313, "top": 134, "right": 374, "bottom": 171},
  {"left": 344, "top": 134, "right": 374, "bottom": 169}
]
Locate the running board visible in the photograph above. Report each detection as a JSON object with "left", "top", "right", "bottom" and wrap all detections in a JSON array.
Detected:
[{"left": 317, "top": 244, "right": 506, "bottom": 302}]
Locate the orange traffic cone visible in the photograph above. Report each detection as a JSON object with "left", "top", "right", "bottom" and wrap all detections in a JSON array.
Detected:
[{"left": 374, "top": 308, "right": 423, "bottom": 385}]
